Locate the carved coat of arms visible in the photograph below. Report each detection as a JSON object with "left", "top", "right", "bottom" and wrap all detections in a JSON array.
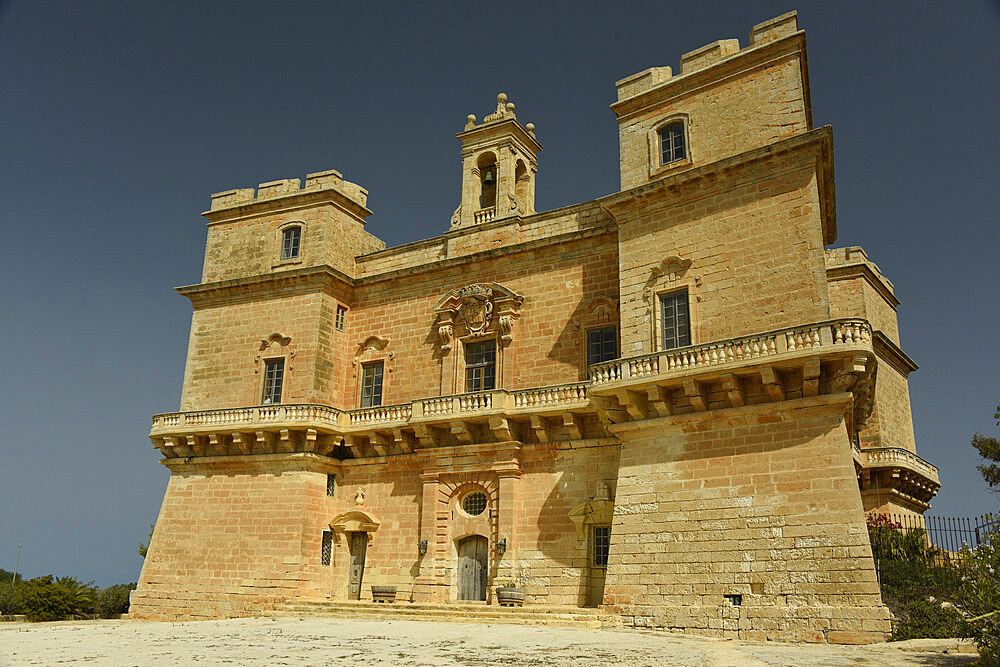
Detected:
[{"left": 458, "top": 285, "right": 494, "bottom": 334}]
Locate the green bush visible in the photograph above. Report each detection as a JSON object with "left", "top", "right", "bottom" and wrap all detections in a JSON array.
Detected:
[
  {"left": 0, "top": 581, "right": 25, "bottom": 615},
  {"left": 20, "top": 576, "right": 75, "bottom": 621},
  {"left": 96, "top": 583, "right": 135, "bottom": 618},
  {"left": 959, "top": 528, "right": 1000, "bottom": 663}
]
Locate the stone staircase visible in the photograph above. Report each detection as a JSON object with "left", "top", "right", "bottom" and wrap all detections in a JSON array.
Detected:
[{"left": 273, "top": 599, "right": 617, "bottom": 629}]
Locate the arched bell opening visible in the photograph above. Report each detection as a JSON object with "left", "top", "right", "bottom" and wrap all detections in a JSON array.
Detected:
[{"left": 477, "top": 152, "right": 497, "bottom": 209}]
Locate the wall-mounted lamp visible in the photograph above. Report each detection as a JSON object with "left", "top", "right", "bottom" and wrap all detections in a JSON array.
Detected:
[
  {"left": 417, "top": 540, "right": 428, "bottom": 555},
  {"left": 496, "top": 538, "right": 507, "bottom": 556}
]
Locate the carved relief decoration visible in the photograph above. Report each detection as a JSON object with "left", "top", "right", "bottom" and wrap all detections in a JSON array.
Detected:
[
  {"left": 433, "top": 282, "right": 524, "bottom": 349},
  {"left": 253, "top": 332, "right": 295, "bottom": 375},
  {"left": 352, "top": 335, "right": 392, "bottom": 375},
  {"left": 567, "top": 483, "right": 615, "bottom": 541},
  {"left": 329, "top": 509, "right": 379, "bottom": 544},
  {"left": 584, "top": 296, "right": 619, "bottom": 324},
  {"left": 642, "top": 255, "right": 694, "bottom": 303}
]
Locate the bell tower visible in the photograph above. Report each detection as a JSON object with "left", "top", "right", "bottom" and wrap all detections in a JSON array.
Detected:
[{"left": 452, "top": 93, "right": 541, "bottom": 229}]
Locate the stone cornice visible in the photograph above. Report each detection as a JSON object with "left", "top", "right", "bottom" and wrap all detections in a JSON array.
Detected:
[
  {"left": 175, "top": 265, "right": 353, "bottom": 308},
  {"left": 872, "top": 331, "right": 919, "bottom": 375},
  {"left": 202, "top": 186, "right": 372, "bottom": 225},
  {"left": 826, "top": 259, "right": 901, "bottom": 309},
  {"left": 610, "top": 32, "right": 807, "bottom": 121},
  {"left": 598, "top": 127, "right": 836, "bottom": 245},
  {"left": 456, "top": 117, "right": 543, "bottom": 156}
]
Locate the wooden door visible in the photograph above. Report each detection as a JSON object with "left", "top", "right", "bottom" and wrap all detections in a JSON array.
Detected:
[
  {"left": 457, "top": 535, "right": 488, "bottom": 601},
  {"left": 348, "top": 532, "right": 367, "bottom": 600}
]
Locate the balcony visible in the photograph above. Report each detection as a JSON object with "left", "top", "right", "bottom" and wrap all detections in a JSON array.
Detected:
[
  {"left": 473, "top": 207, "right": 496, "bottom": 224},
  {"left": 858, "top": 446, "right": 941, "bottom": 509},
  {"left": 149, "top": 319, "right": 876, "bottom": 460}
]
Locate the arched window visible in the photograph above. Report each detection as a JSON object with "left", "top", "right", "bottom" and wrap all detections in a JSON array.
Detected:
[
  {"left": 658, "top": 121, "right": 686, "bottom": 165},
  {"left": 280, "top": 226, "right": 301, "bottom": 260}
]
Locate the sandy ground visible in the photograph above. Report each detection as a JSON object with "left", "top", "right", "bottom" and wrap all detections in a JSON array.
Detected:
[{"left": 0, "top": 617, "right": 979, "bottom": 666}]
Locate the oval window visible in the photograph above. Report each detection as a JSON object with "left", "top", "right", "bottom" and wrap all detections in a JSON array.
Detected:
[{"left": 462, "top": 492, "right": 488, "bottom": 516}]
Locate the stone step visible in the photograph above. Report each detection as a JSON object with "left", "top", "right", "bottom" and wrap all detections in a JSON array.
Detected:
[{"left": 274, "top": 600, "right": 613, "bottom": 629}]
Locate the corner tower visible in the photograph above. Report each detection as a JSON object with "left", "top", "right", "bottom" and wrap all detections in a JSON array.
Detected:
[{"left": 452, "top": 93, "right": 541, "bottom": 228}]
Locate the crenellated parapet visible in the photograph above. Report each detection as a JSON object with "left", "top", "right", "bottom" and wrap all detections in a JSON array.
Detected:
[{"left": 207, "top": 168, "right": 370, "bottom": 217}]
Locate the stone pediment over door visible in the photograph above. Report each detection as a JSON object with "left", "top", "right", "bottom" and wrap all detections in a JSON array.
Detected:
[{"left": 433, "top": 283, "right": 524, "bottom": 351}]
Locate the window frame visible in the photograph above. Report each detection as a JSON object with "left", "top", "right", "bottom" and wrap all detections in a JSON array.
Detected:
[
  {"left": 359, "top": 360, "right": 384, "bottom": 408},
  {"left": 321, "top": 530, "right": 333, "bottom": 566},
  {"left": 261, "top": 358, "right": 285, "bottom": 404},
  {"left": 335, "top": 305, "right": 347, "bottom": 332},
  {"left": 326, "top": 474, "right": 336, "bottom": 497},
  {"left": 658, "top": 289, "right": 692, "bottom": 351},
  {"left": 464, "top": 339, "right": 497, "bottom": 393},
  {"left": 657, "top": 121, "right": 686, "bottom": 166},
  {"left": 647, "top": 115, "right": 692, "bottom": 178},
  {"left": 586, "top": 324, "right": 618, "bottom": 367},
  {"left": 592, "top": 525, "right": 611, "bottom": 568}
]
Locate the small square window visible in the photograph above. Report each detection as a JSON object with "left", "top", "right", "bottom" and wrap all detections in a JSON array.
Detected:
[
  {"left": 335, "top": 306, "right": 347, "bottom": 332},
  {"left": 360, "top": 361, "right": 383, "bottom": 408},
  {"left": 658, "top": 121, "right": 686, "bottom": 165},
  {"left": 321, "top": 530, "right": 333, "bottom": 566},
  {"left": 326, "top": 474, "right": 336, "bottom": 497},
  {"left": 592, "top": 525, "right": 610, "bottom": 567},
  {"left": 660, "top": 290, "right": 691, "bottom": 350},
  {"left": 465, "top": 340, "right": 496, "bottom": 392},
  {"left": 280, "top": 227, "right": 301, "bottom": 260},
  {"left": 262, "top": 359, "right": 284, "bottom": 404},
  {"left": 586, "top": 325, "right": 618, "bottom": 366}
]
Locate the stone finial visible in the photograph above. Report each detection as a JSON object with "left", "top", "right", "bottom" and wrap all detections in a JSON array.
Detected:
[
  {"left": 465, "top": 114, "right": 477, "bottom": 130},
  {"left": 525, "top": 123, "right": 535, "bottom": 137},
  {"left": 484, "top": 92, "right": 512, "bottom": 124}
]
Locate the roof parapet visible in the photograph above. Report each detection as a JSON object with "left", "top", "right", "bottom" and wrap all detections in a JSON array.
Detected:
[
  {"left": 209, "top": 168, "right": 369, "bottom": 213},
  {"left": 614, "top": 11, "right": 800, "bottom": 101}
]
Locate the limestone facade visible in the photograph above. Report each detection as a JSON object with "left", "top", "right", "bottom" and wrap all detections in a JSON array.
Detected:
[{"left": 132, "top": 11, "right": 938, "bottom": 643}]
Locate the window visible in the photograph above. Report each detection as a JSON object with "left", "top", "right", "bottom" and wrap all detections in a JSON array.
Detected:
[
  {"left": 321, "top": 530, "right": 333, "bottom": 566},
  {"left": 586, "top": 325, "right": 618, "bottom": 366},
  {"left": 462, "top": 492, "right": 488, "bottom": 516},
  {"left": 335, "top": 305, "right": 347, "bottom": 332},
  {"left": 261, "top": 359, "right": 284, "bottom": 404},
  {"left": 360, "top": 361, "right": 384, "bottom": 408},
  {"left": 280, "top": 226, "right": 301, "bottom": 260},
  {"left": 465, "top": 340, "right": 496, "bottom": 392},
  {"left": 660, "top": 290, "right": 691, "bottom": 350},
  {"left": 592, "top": 525, "right": 610, "bottom": 567},
  {"left": 658, "top": 121, "right": 686, "bottom": 165},
  {"left": 326, "top": 474, "right": 336, "bottom": 497}
]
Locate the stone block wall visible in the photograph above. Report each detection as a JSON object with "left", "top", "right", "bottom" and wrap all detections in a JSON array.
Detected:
[
  {"left": 615, "top": 145, "right": 830, "bottom": 357},
  {"left": 602, "top": 396, "right": 890, "bottom": 643},
  {"left": 131, "top": 460, "right": 324, "bottom": 619}
]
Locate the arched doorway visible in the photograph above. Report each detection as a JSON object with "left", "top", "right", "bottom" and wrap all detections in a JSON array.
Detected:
[{"left": 457, "top": 535, "right": 488, "bottom": 601}]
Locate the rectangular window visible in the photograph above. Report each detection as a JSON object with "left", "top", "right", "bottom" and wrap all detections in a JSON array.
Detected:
[
  {"left": 586, "top": 325, "right": 618, "bottom": 366},
  {"left": 660, "top": 290, "right": 691, "bottom": 350},
  {"left": 335, "top": 305, "right": 347, "bottom": 332},
  {"left": 262, "top": 359, "right": 284, "bottom": 404},
  {"left": 280, "top": 227, "right": 301, "bottom": 260},
  {"left": 326, "top": 474, "right": 336, "bottom": 497},
  {"left": 360, "top": 361, "right": 384, "bottom": 408},
  {"left": 465, "top": 340, "right": 496, "bottom": 392},
  {"left": 659, "top": 122, "right": 686, "bottom": 165},
  {"left": 592, "top": 525, "right": 610, "bottom": 567},
  {"left": 321, "top": 530, "right": 333, "bottom": 566}
]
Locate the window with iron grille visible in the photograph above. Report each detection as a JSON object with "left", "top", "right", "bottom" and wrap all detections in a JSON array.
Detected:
[
  {"left": 586, "top": 325, "right": 618, "bottom": 367},
  {"left": 280, "top": 226, "right": 301, "bottom": 260},
  {"left": 321, "top": 530, "right": 333, "bottom": 566},
  {"left": 261, "top": 359, "right": 284, "bottom": 404},
  {"left": 658, "top": 121, "right": 686, "bottom": 165},
  {"left": 360, "top": 361, "right": 383, "bottom": 408},
  {"left": 462, "top": 492, "right": 488, "bottom": 516},
  {"left": 326, "top": 474, "right": 336, "bottom": 497},
  {"left": 335, "top": 305, "right": 346, "bottom": 332},
  {"left": 660, "top": 290, "right": 691, "bottom": 350},
  {"left": 465, "top": 340, "right": 496, "bottom": 392},
  {"left": 592, "top": 525, "right": 610, "bottom": 567}
]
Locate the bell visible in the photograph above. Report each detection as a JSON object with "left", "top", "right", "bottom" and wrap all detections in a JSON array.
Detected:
[{"left": 483, "top": 169, "right": 494, "bottom": 184}]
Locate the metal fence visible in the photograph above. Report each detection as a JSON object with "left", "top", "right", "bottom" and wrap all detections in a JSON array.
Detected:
[{"left": 874, "top": 513, "right": 998, "bottom": 567}]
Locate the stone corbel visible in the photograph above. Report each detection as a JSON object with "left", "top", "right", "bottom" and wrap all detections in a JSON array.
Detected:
[{"left": 437, "top": 318, "right": 454, "bottom": 352}]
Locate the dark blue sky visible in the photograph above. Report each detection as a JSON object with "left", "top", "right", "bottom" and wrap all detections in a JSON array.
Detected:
[{"left": 1, "top": 1, "right": 998, "bottom": 586}]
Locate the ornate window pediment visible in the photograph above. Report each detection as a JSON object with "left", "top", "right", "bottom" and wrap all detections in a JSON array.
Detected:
[
  {"left": 433, "top": 283, "right": 524, "bottom": 351},
  {"left": 329, "top": 509, "right": 381, "bottom": 543}
]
